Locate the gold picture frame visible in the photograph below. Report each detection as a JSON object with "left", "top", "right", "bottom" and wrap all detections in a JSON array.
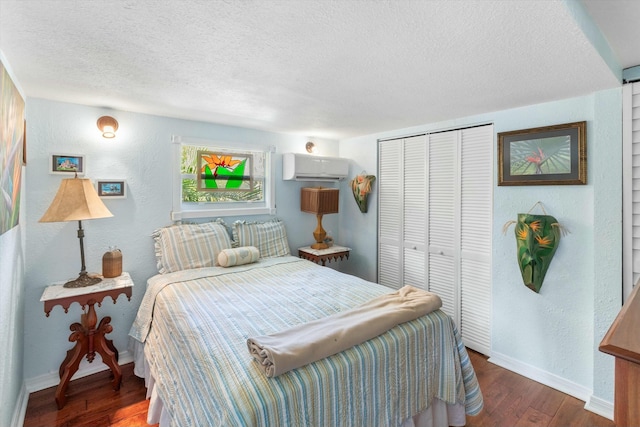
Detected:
[{"left": 497, "top": 121, "right": 587, "bottom": 186}]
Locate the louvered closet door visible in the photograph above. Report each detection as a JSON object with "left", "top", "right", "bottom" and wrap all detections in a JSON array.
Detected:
[
  {"left": 403, "top": 135, "right": 427, "bottom": 290},
  {"left": 378, "top": 140, "right": 403, "bottom": 289},
  {"left": 459, "top": 126, "right": 492, "bottom": 355},
  {"left": 629, "top": 83, "right": 640, "bottom": 292},
  {"left": 378, "top": 126, "right": 492, "bottom": 356},
  {"left": 427, "top": 131, "right": 458, "bottom": 318}
]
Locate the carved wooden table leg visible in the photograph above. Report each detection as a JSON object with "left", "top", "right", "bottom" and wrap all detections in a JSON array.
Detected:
[
  {"left": 55, "top": 322, "right": 89, "bottom": 409},
  {"left": 54, "top": 299, "right": 120, "bottom": 409},
  {"left": 94, "top": 316, "right": 122, "bottom": 390}
]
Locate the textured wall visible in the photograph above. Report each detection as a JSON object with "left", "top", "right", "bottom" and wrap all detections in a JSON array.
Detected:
[
  {"left": 339, "top": 87, "right": 622, "bottom": 404},
  {"left": 23, "top": 99, "right": 339, "bottom": 382}
]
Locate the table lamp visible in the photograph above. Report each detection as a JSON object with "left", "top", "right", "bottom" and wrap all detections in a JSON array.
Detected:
[
  {"left": 39, "top": 175, "right": 113, "bottom": 288},
  {"left": 300, "top": 187, "right": 339, "bottom": 249}
]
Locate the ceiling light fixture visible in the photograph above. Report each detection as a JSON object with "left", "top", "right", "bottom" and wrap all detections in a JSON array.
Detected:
[{"left": 97, "top": 116, "right": 119, "bottom": 138}]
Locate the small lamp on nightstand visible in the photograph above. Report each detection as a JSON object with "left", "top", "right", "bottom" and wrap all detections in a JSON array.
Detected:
[
  {"left": 301, "top": 187, "right": 339, "bottom": 250},
  {"left": 39, "top": 175, "right": 113, "bottom": 288}
]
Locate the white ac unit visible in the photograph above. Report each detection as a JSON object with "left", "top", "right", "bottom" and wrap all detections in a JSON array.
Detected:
[{"left": 282, "top": 153, "right": 349, "bottom": 181}]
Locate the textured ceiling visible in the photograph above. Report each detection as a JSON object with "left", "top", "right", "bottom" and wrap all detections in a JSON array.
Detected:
[{"left": 0, "top": 0, "right": 632, "bottom": 140}]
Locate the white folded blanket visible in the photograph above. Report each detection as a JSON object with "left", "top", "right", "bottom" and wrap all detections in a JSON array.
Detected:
[{"left": 247, "top": 285, "right": 442, "bottom": 377}]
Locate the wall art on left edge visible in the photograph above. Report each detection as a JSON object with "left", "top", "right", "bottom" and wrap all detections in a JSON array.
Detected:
[{"left": 0, "top": 60, "right": 25, "bottom": 235}]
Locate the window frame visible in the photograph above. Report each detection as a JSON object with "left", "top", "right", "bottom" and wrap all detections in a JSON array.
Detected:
[{"left": 171, "top": 135, "right": 276, "bottom": 221}]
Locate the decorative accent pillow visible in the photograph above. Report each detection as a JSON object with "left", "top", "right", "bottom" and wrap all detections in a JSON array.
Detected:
[
  {"left": 218, "top": 246, "right": 260, "bottom": 267},
  {"left": 152, "top": 219, "right": 232, "bottom": 273},
  {"left": 232, "top": 219, "right": 290, "bottom": 258}
]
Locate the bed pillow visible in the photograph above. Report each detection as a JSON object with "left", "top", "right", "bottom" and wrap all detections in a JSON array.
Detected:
[
  {"left": 218, "top": 246, "right": 260, "bottom": 267},
  {"left": 152, "top": 219, "right": 232, "bottom": 273},
  {"left": 232, "top": 219, "right": 290, "bottom": 258}
]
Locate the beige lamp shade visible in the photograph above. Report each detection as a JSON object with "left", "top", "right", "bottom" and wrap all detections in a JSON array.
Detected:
[
  {"left": 40, "top": 177, "right": 113, "bottom": 223},
  {"left": 40, "top": 176, "right": 113, "bottom": 288}
]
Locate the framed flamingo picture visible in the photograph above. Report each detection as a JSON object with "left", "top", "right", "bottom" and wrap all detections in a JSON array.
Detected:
[{"left": 497, "top": 121, "right": 586, "bottom": 186}]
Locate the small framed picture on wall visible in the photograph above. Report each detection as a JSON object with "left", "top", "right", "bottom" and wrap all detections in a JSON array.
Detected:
[
  {"left": 50, "top": 154, "right": 85, "bottom": 175},
  {"left": 96, "top": 179, "right": 126, "bottom": 198}
]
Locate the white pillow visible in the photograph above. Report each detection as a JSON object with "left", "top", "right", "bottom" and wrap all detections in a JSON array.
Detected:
[
  {"left": 218, "top": 246, "right": 260, "bottom": 267},
  {"left": 152, "top": 219, "right": 232, "bottom": 273}
]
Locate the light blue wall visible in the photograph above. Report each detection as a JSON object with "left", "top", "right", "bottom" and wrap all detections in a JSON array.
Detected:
[
  {"left": 339, "top": 87, "right": 622, "bottom": 403},
  {"left": 22, "top": 98, "right": 340, "bottom": 381},
  {"left": 0, "top": 52, "right": 26, "bottom": 427}
]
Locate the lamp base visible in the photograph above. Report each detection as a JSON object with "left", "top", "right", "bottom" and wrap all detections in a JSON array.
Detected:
[
  {"left": 63, "top": 273, "right": 102, "bottom": 288},
  {"left": 311, "top": 242, "right": 329, "bottom": 250}
]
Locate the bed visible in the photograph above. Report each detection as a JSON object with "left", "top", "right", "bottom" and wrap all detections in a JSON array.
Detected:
[{"left": 129, "top": 219, "right": 483, "bottom": 426}]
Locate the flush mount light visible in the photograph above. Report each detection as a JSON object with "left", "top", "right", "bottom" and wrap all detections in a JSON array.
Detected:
[
  {"left": 306, "top": 141, "right": 316, "bottom": 153},
  {"left": 97, "top": 116, "right": 119, "bottom": 138}
]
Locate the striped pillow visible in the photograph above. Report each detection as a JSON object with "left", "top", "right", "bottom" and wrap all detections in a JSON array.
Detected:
[
  {"left": 152, "top": 220, "right": 232, "bottom": 273},
  {"left": 232, "top": 219, "right": 290, "bottom": 258},
  {"left": 218, "top": 246, "right": 260, "bottom": 267}
]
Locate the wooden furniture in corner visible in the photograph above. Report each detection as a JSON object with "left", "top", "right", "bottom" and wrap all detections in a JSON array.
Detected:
[
  {"left": 599, "top": 283, "right": 640, "bottom": 427},
  {"left": 40, "top": 273, "right": 134, "bottom": 409},
  {"left": 298, "top": 245, "right": 351, "bottom": 266}
]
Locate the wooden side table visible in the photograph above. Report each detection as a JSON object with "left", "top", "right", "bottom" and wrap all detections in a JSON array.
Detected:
[
  {"left": 40, "top": 272, "right": 134, "bottom": 409},
  {"left": 298, "top": 245, "right": 351, "bottom": 266},
  {"left": 599, "top": 282, "right": 640, "bottom": 426}
]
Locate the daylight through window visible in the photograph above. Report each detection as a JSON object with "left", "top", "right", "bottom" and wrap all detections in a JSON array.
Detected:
[{"left": 172, "top": 137, "right": 275, "bottom": 220}]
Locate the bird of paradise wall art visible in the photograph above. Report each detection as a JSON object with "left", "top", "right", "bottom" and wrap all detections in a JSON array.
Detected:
[
  {"left": 503, "top": 202, "right": 568, "bottom": 293},
  {"left": 197, "top": 151, "right": 253, "bottom": 192},
  {"left": 349, "top": 172, "right": 375, "bottom": 213}
]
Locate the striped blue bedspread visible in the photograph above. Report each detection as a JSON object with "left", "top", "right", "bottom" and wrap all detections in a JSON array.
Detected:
[{"left": 129, "top": 256, "right": 483, "bottom": 426}]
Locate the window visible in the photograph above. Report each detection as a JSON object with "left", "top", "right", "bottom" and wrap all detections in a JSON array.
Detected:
[{"left": 171, "top": 136, "right": 275, "bottom": 220}]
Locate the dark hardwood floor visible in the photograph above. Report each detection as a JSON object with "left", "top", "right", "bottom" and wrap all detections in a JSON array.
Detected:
[
  {"left": 24, "top": 350, "right": 615, "bottom": 427},
  {"left": 23, "top": 363, "right": 156, "bottom": 427},
  {"left": 465, "top": 350, "right": 615, "bottom": 427}
]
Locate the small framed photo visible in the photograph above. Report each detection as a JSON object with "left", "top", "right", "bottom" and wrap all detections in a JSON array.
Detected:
[
  {"left": 497, "top": 121, "right": 587, "bottom": 186},
  {"left": 51, "top": 154, "right": 85, "bottom": 175},
  {"left": 96, "top": 179, "right": 126, "bottom": 198}
]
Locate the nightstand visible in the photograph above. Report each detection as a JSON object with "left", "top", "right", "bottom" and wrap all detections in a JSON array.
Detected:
[
  {"left": 40, "top": 272, "right": 134, "bottom": 409},
  {"left": 298, "top": 245, "right": 351, "bottom": 266}
]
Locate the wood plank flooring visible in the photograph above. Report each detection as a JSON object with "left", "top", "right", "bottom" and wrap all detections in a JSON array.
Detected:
[
  {"left": 23, "top": 350, "right": 615, "bottom": 427},
  {"left": 23, "top": 363, "right": 156, "bottom": 427}
]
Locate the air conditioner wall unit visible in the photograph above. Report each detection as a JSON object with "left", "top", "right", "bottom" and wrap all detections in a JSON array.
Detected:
[{"left": 282, "top": 153, "right": 349, "bottom": 181}]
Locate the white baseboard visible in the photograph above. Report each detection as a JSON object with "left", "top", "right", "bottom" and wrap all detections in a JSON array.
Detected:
[
  {"left": 24, "top": 350, "right": 133, "bottom": 393},
  {"left": 488, "top": 351, "right": 613, "bottom": 420},
  {"left": 585, "top": 394, "right": 614, "bottom": 421},
  {"left": 11, "top": 382, "right": 28, "bottom": 427}
]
